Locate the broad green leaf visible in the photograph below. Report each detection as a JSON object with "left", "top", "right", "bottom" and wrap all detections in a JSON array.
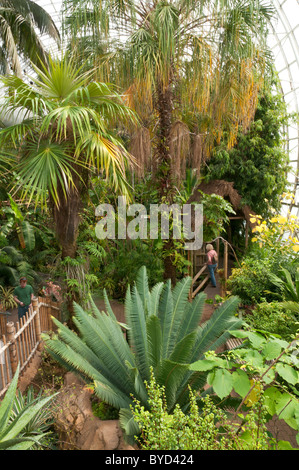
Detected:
[
  {"left": 8, "top": 195, "right": 23, "bottom": 221},
  {"left": 262, "top": 341, "right": 282, "bottom": 360},
  {"left": 247, "top": 331, "right": 266, "bottom": 349},
  {"left": 275, "top": 394, "right": 298, "bottom": 428},
  {"left": 264, "top": 387, "right": 281, "bottom": 415},
  {"left": 190, "top": 356, "right": 229, "bottom": 371},
  {"left": 243, "top": 349, "right": 264, "bottom": 368},
  {"left": 210, "top": 368, "right": 233, "bottom": 399},
  {"left": 232, "top": 369, "right": 251, "bottom": 398},
  {"left": 189, "top": 359, "right": 218, "bottom": 372},
  {"left": 277, "top": 440, "right": 295, "bottom": 450},
  {"left": 276, "top": 363, "right": 298, "bottom": 385},
  {"left": 261, "top": 366, "right": 276, "bottom": 384},
  {"left": 21, "top": 221, "right": 35, "bottom": 251}
]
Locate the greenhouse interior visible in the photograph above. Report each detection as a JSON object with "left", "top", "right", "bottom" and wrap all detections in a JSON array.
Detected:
[{"left": 0, "top": 0, "right": 298, "bottom": 452}]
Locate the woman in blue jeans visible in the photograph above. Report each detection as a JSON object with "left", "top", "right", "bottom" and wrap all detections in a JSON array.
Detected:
[{"left": 206, "top": 244, "right": 218, "bottom": 287}]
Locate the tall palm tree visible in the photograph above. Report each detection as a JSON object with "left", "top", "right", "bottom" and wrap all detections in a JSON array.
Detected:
[
  {"left": 0, "top": 0, "right": 60, "bottom": 77},
  {"left": 63, "top": 0, "right": 275, "bottom": 282},
  {"left": 0, "top": 56, "right": 137, "bottom": 317}
]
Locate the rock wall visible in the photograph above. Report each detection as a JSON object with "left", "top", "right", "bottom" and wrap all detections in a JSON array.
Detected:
[{"left": 54, "top": 372, "right": 135, "bottom": 451}]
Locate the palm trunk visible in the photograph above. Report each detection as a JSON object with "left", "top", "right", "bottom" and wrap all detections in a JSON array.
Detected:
[
  {"left": 156, "top": 81, "right": 177, "bottom": 285},
  {"left": 156, "top": 82, "right": 174, "bottom": 201},
  {"left": 52, "top": 187, "right": 81, "bottom": 260},
  {"left": 50, "top": 175, "right": 83, "bottom": 322}
]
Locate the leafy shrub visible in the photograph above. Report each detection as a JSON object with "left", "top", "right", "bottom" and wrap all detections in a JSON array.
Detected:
[
  {"left": 245, "top": 301, "right": 298, "bottom": 341},
  {"left": 132, "top": 369, "right": 277, "bottom": 450},
  {"left": 97, "top": 239, "right": 164, "bottom": 299},
  {"left": 227, "top": 257, "right": 278, "bottom": 304},
  {"left": 190, "top": 329, "right": 299, "bottom": 447}
]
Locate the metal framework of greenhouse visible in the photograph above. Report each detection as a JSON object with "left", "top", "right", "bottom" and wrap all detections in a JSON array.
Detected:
[{"left": 27, "top": 1, "right": 299, "bottom": 223}]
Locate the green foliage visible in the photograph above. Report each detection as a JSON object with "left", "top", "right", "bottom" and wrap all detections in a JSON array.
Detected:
[
  {"left": 0, "top": 245, "right": 39, "bottom": 287},
  {"left": 0, "top": 285, "right": 17, "bottom": 310},
  {"left": 197, "top": 191, "right": 236, "bottom": 241},
  {"left": 0, "top": 55, "right": 136, "bottom": 209},
  {"left": 245, "top": 301, "right": 298, "bottom": 341},
  {"left": 132, "top": 369, "right": 278, "bottom": 450},
  {"left": 227, "top": 256, "right": 280, "bottom": 304},
  {"left": 203, "top": 75, "right": 290, "bottom": 218},
  {"left": 9, "top": 386, "right": 57, "bottom": 450},
  {"left": 0, "top": 366, "right": 57, "bottom": 450},
  {"left": 92, "top": 400, "right": 119, "bottom": 420},
  {"left": 269, "top": 267, "right": 299, "bottom": 303},
  {"left": 96, "top": 239, "right": 164, "bottom": 299},
  {"left": 0, "top": 0, "right": 60, "bottom": 77},
  {"left": 190, "top": 328, "right": 299, "bottom": 446},
  {"left": 0, "top": 197, "right": 56, "bottom": 288},
  {"left": 43, "top": 266, "right": 241, "bottom": 438}
]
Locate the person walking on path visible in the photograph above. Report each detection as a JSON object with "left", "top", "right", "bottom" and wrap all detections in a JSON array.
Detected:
[
  {"left": 13, "top": 277, "right": 34, "bottom": 321},
  {"left": 206, "top": 244, "right": 218, "bottom": 288}
]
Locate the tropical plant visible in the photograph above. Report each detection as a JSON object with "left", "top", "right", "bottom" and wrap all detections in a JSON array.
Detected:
[
  {"left": 0, "top": 195, "right": 36, "bottom": 251},
  {"left": 227, "top": 256, "right": 280, "bottom": 305},
  {"left": 43, "top": 266, "right": 242, "bottom": 438},
  {"left": 0, "top": 0, "right": 60, "bottom": 78},
  {"left": 269, "top": 267, "right": 299, "bottom": 303},
  {"left": 202, "top": 73, "right": 290, "bottom": 219},
  {"left": 132, "top": 368, "right": 279, "bottom": 450},
  {"left": 245, "top": 301, "right": 298, "bottom": 341},
  {"left": 250, "top": 207, "right": 299, "bottom": 256},
  {"left": 96, "top": 238, "right": 164, "bottom": 300},
  {"left": 0, "top": 285, "right": 17, "bottom": 310},
  {"left": 196, "top": 191, "right": 236, "bottom": 242},
  {"left": 9, "top": 385, "right": 57, "bottom": 449},
  {"left": 190, "top": 328, "right": 299, "bottom": 447},
  {"left": 0, "top": 55, "right": 136, "bottom": 259},
  {"left": 0, "top": 245, "right": 39, "bottom": 287},
  {"left": 268, "top": 267, "right": 299, "bottom": 317},
  {"left": 0, "top": 365, "right": 57, "bottom": 450},
  {"left": 63, "top": 0, "right": 275, "bottom": 281},
  {"left": 0, "top": 55, "right": 137, "bottom": 312}
]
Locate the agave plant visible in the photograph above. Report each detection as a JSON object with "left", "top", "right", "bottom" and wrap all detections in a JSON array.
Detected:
[
  {"left": 0, "top": 285, "right": 17, "bottom": 310},
  {"left": 44, "top": 266, "right": 242, "bottom": 437},
  {"left": 0, "top": 365, "right": 57, "bottom": 450},
  {"left": 9, "top": 386, "right": 57, "bottom": 449}
]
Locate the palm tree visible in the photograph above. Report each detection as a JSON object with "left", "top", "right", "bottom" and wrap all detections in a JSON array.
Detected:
[
  {"left": 63, "top": 0, "right": 275, "bottom": 282},
  {"left": 44, "top": 266, "right": 242, "bottom": 438},
  {"left": 0, "top": 55, "right": 137, "bottom": 313},
  {"left": 0, "top": 0, "right": 60, "bottom": 77},
  {"left": 0, "top": 55, "right": 136, "bottom": 258}
]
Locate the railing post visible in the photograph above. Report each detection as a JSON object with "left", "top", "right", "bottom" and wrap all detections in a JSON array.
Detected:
[
  {"left": 33, "top": 297, "right": 42, "bottom": 351},
  {"left": 7, "top": 321, "right": 18, "bottom": 376},
  {"left": 47, "top": 298, "right": 52, "bottom": 331},
  {"left": 223, "top": 240, "right": 228, "bottom": 295}
]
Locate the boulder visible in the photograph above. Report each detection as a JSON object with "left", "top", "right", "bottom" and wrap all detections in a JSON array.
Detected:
[{"left": 54, "top": 372, "right": 135, "bottom": 451}]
